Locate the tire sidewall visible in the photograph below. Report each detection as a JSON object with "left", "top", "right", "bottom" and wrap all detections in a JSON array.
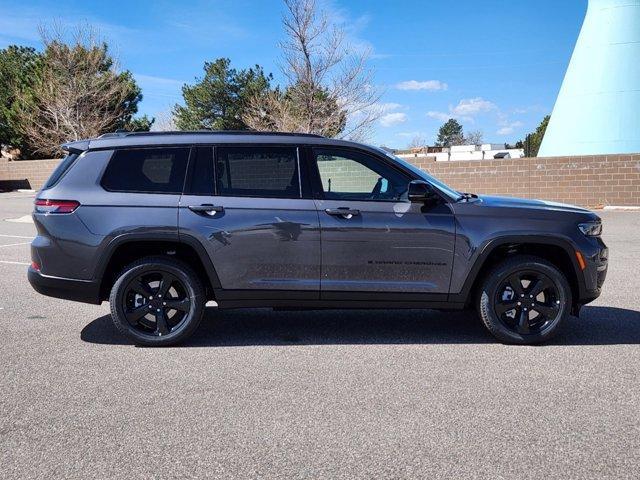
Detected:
[
  {"left": 479, "top": 258, "right": 572, "bottom": 344},
  {"left": 110, "top": 259, "right": 204, "bottom": 346}
]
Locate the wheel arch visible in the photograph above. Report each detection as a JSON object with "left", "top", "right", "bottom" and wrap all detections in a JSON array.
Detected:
[
  {"left": 452, "top": 235, "right": 585, "bottom": 312},
  {"left": 96, "top": 233, "right": 221, "bottom": 301}
]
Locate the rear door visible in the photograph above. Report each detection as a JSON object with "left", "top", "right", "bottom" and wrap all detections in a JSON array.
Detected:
[
  {"left": 309, "top": 147, "right": 455, "bottom": 298},
  {"left": 178, "top": 145, "right": 320, "bottom": 297}
]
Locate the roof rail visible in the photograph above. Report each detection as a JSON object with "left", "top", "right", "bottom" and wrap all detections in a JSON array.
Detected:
[{"left": 97, "top": 130, "right": 325, "bottom": 139}]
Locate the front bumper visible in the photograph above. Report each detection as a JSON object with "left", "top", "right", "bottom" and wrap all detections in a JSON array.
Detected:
[
  {"left": 579, "top": 243, "right": 608, "bottom": 305},
  {"left": 28, "top": 267, "right": 102, "bottom": 305}
]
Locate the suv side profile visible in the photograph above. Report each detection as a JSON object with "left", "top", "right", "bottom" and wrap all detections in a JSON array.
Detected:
[{"left": 28, "top": 131, "right": 608, "bottom": 346}]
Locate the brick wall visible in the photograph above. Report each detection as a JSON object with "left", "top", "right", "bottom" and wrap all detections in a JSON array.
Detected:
[
  {"left": 409, "top": 153, "right": 640, "bottom": 207},
  {"left": 1, "top": 153, "right": 639, "bottom": 207},
  {"left": 0, "top": 157, "right": 61, "bottom": 190}
]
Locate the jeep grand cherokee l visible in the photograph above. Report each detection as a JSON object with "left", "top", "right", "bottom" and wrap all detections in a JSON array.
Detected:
[{"left": 28, "top": 131, "right": 608, "bottom": 346}]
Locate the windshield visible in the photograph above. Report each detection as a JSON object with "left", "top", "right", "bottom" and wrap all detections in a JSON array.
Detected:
[{"left": 373, "top": 148, "right": 462, "bottom": 200}]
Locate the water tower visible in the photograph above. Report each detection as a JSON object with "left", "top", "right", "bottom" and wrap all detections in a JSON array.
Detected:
[{"left": 539, "top": 0, "right": 640, "bottom": 157}]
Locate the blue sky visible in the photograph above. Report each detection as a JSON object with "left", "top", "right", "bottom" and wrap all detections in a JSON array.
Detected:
[{"left": 0, "top": 0, "right": 587, "bottom": 147}]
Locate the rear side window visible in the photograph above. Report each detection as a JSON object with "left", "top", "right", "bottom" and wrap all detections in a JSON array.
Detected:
[
  {"left": 216, "top": 146, "right": 300, "bottom": 198},
  {"left": 101, "top": 148, "right": 189, "bottom": 194},
  {"left": 42, "top": 153, "right": 79, "bottom": 189}
]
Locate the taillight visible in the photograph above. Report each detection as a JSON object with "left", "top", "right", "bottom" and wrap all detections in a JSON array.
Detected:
[{"left": 34, "top": 199, "right": 80, "bottom": 214}]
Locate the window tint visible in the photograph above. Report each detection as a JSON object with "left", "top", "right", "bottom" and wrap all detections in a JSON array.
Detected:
[
  {"left": 102, "top": 148, "right": 189, "bottom": 194},
  {"left": 314, "top": 149, "right": 409, "bottom": 201},
  {"left": 187, "top": 146, "right": 214, "bottom": 196},
  {"left": 43, "top": 153, "right": 79, "bottom": 189},
  {"left": 216, "top": 146, "right": 300, "bottom": 198}
]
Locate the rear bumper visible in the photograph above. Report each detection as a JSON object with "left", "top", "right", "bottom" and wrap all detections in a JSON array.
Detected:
[{"left": 28, "top": 267, "right": 102, "bottom": 305}]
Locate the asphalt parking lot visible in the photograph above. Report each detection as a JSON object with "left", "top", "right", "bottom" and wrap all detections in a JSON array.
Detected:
[{"left": 1, "top": 192, "right": 639, "bottom": 479}]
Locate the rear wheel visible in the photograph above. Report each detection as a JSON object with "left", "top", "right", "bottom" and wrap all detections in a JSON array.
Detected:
[
  {"left": 477, "top": 255, "right": 572, "bottom": 344},
  {"left": 109, "top": 256, "right": 205, "bottom": 346}
]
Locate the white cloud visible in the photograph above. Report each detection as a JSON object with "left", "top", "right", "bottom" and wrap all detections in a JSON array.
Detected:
[
  {"left": 377, "top": 102, "right": 403, "bottom": 113},
  {"left": 426, "top": 111, "right": 453, "bottom": 122},
  {"left": 396, "top": 80, "right": 448, "bottom": 91},
  {"left": 427, "top": 97, "right": 497, "bottom": 124},
  {"left": 496, "top": 121, "right": 524, "bottom": 135},
  {"left": 380, "top": 112, "right": 408, "bottom": 127},
  {"left": 451, "top": 97, "right": 497, "bottom": 116}
]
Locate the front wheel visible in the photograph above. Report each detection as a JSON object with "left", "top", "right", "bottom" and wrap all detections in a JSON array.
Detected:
[
  {"left": 477, "top": 255, "right": 572, "bottom": 344},
  {"left": 109, "top": 256, "right": 205, "bottom": 346}
]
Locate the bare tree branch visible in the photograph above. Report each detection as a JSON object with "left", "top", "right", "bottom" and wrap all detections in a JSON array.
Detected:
[
  {"left": 243, "top": 0, "right": 381, "bottom": 140},
  {"left": 17, "top": 24, "right": 139, "bottom": 156}
]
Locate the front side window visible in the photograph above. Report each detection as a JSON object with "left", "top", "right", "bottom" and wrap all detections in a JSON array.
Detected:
[
  {"left": 216, "top": 146, "right": 300, "bottom": 198},
  {"left": 101, "top": 147, "right": 189, "bottom": 194},
  {"left": 314, "top": 149, "right": 409, "bottom": 201}
]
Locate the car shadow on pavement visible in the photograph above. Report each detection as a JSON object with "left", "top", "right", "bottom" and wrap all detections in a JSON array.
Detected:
[{"left": 80, "top": 305, "right": 640, "bottom": 347}]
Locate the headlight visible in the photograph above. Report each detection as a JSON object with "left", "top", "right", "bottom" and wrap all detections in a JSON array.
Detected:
[{"left": 578, "top": 222, "right": 602, "bottom": 237}]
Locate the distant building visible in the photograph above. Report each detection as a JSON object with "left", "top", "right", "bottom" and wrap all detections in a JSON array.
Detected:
[{"left": 394, "top": 143, "right": 524, "bottom": 162}]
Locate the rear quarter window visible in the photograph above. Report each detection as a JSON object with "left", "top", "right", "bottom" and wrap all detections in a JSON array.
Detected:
[
  {"left": 101, "top": 147, "right": 190, "bottom": 194},
  {"left": 42, "top": 153, "right": 79, "bottom": 190}
]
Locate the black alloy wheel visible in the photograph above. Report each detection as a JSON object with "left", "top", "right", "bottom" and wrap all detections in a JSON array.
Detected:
[
  {"left": 478, "top": 255, "right": 572, "bottom": 344},
  {"left": 109, "top": 256, "right": 205, "bottom": 346},
  {"left": 493, "top": 270, "right": 561, "bottom": 335},
  {"left": 122, "top": 271, "right": 192, "bottom": 337}
]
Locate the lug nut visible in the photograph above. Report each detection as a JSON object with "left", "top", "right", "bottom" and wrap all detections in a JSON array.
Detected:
[
  {"left": 517, "top": 302, "right": 521, "bottom": 306},
  {"left": 163, "top": 302, "right": 167, "bottom": 306},
  {"left": 530, "top": 295, "right": 533, "bottom": 298}
]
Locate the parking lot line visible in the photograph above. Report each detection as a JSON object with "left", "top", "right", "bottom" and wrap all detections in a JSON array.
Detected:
[
  {"left": 0, "top": 234, "right": 35, "bottom": 239},
  {"left": 0, "top": 242, "right": 31, "bottom": 248},
  {"left": 0, "top": 260, "right": 30, "bottom": 265}
]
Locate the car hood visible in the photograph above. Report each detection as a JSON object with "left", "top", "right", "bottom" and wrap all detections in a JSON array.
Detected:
[{"left": 476, "top": 195, "right": 593, "bottom": 214}]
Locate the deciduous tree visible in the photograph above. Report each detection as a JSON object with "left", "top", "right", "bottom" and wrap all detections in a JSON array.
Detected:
[
  {"left": 243, "top": 0, "right": 381, "bottom": 140},
  {"left": 17, "top": 26, "right": 151, "bottom": 157}
]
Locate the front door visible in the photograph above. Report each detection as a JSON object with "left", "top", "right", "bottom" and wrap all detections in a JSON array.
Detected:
[
  {"left": 310, "top": 148, "right": 455, "bottom": 297},
  {"left": 179, "top": 145, "right": 320, "bottom": 296}
]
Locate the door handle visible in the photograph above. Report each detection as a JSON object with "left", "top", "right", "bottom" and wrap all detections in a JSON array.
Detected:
[
  {"left": 325, "top": 208, "right": 360, "bottom": 218},
  {"left": 188, "top": 204, "right": 224, "bottom": 215}
]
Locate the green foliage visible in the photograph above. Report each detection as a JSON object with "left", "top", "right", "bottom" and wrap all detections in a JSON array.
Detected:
[
  {"left": 110, "top": 70, "right": 153, "bottom": 132},
  {"left": 435, "top": 118, "right": 465, "bottom": 147},
  {"left": 521, "top": 115, "right": 550, "bottom": 157},
  {"left": 0, "top": 46, "right": 41, "bottom": 149},
  {"left": 173, "top": 58, "right": 272, "bottom": 131},
  {"left": 122, "top": 115, "right": 155, "bottom": 132}
]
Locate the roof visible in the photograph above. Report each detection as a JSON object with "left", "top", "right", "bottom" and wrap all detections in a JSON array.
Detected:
[{"left": 62, "top": 130, "right": 368, "bottom": 152}]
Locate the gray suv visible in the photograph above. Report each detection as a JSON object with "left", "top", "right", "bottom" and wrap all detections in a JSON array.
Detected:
[{"left": 28, "top": 131, "right": 608, "bottom": 346}]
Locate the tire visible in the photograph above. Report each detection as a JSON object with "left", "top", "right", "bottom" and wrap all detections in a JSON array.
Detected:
[
  {"left": 477, "top": 255, "right": 572, "bottom": 345},
  {"left": 109, "top": 256, "right": 205, "bottom": 347}
]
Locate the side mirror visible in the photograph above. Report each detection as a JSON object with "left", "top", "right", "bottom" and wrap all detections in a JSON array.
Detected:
[{"left": 408, "top": 180, "right": 438, "bottom": 203}]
